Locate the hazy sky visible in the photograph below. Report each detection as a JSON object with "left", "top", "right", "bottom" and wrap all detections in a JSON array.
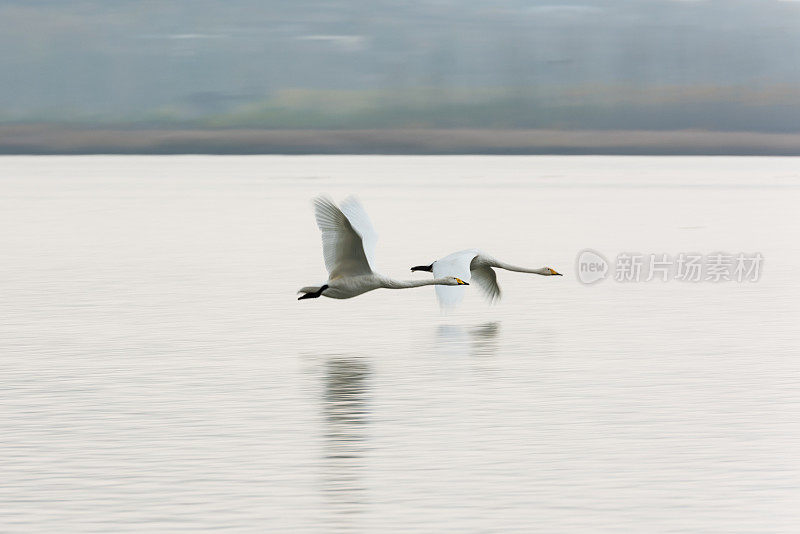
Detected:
[{"left": 1, "top": 0, "right": 798, "bottom": 129}]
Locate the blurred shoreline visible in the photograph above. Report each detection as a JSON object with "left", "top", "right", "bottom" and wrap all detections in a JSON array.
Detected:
[{"left": 2, "top": 126, "right": 800, "bottom": 155}]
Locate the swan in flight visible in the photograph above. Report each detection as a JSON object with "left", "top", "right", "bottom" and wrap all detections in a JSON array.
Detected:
[
  {"left": 299, "top": 196, "right": 469, "bottom": 300},
  {"left": 411, "top": 249, "right": 561, "bottom": 307}
]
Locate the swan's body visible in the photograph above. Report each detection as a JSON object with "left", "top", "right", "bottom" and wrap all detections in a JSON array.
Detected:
[
  {"left": 299, "top": 196, "right": 468, "bottom": 300},
  {"left": 411, "top": 249, "right": 561, "bottom": 308}
]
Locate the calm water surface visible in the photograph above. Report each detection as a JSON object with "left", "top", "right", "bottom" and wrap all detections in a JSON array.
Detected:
[{"left": 1, "top": 156, "right": 799, "bottom": 532}]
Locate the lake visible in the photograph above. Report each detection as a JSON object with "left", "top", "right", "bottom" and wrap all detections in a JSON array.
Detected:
[{"left": 2, "top": 155, "right": 799, "bottom": 532}]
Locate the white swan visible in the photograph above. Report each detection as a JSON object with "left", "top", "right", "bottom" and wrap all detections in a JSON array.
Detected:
[
  {"left": 298, "top": 196, "right": 468, "bottom": 300},
  {"left": 411, "top": 249, "right": 561, "bottom": 307}
]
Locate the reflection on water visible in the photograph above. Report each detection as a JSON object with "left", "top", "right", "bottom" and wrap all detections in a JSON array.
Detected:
[
  {"left": 3, "top": 156, "right": 799, "bottom": 533},
  {"left": 469, "top": 322, "right": 501, "bottom": 356},
  {"left": 435, "top": 322, "right": 501, "bottom": 357},
  {"left": 320, "top": 358, "right": 371, "bottom": 530}
]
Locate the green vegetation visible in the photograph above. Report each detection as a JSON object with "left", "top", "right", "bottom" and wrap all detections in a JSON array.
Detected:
[{"left": 20, "top": 86, "right": 792, "bottom": 133}]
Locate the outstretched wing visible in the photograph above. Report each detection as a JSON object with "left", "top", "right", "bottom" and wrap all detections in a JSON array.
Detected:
[
  {"left": 339, "top": 196, "right": 378, "bottom": 272},
  {"left": 313, "top": 196, "right": 375, "bottom": 279},
  {"left": 432, "top": 249, "right": 479, "bottom": 308},
  {"left": 471, "top": 264, "right": 501, "bottom": 303}
]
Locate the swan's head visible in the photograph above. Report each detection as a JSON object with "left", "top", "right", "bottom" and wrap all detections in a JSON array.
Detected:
[
  {"left": 444, "top": 276, "right": 469, "bottom": 286},
  {"left": 545, "top": 267, "right": 562, "bottom": 276}
]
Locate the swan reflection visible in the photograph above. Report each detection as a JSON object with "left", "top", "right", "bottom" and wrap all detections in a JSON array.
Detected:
[
  {"left": 320, "top": 357, "right": 370, "bottom": 529},
  {"left": 435, "top": 321, "right": 501, "bottom": 357}
]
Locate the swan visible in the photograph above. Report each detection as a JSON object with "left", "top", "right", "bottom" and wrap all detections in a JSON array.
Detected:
[
  {"left": 298, "top": 196, "right": 468, "bottom": 300},
  {"left": 410, "top": 249, "right": 561, "bottom": 307}
]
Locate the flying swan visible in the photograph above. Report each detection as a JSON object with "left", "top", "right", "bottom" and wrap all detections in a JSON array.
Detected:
[
  {"left": 298, "top": 196, "right": 469, "bottom": 300},
  {"left": 411, "top": 249, "right": 561, "bottom": 308}
]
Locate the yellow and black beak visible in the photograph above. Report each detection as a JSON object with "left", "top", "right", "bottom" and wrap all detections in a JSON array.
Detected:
[
  {"left": 549, "top": 268, "right": 563, "bottom": 276},
  {"left": 456, "top": 278, "right": 469, "bottom": 285}
]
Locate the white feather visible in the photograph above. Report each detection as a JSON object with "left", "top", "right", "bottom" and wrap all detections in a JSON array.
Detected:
[
  {"left": 313, "top": 196, "right": 373, "bottom": 279},
  {"left": 432, "top": 249, "right": 479, "bottom": 308},
  {"left": 470, "top": 263, "right": 501, "bottom": 303},
  {"left": 339, "top": 196, "right": 378, "bottom": 272}
]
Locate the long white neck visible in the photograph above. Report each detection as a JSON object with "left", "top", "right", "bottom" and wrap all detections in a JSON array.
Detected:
[
  {"left": 380, "top": 277, "right": 456, "bottom": 289},
  {"left": 489, "top": 259, "right": 551, "bottom": 275}
]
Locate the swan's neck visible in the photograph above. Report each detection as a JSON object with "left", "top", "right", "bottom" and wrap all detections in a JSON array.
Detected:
[
  {"left": 490, "top": 260, "right": 551, "bottom": 275},
  {"left": 381, "top": 277, "right": 454, "bottom": 289}
]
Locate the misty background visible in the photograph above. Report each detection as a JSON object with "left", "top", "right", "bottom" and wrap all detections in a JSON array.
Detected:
[{"left": 1, "top": 0, "right": 800, "bottom": 152}]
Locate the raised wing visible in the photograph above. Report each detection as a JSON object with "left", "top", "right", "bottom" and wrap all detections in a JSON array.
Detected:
[
  {"left": 313, "top": 196, "right": 375, "bottom": 279},
  {"left": 432, "top": 249, "right": 479, "bottom": 308},
  {"left": 339, "top": 196, "right": 378, "bottom": 272}
]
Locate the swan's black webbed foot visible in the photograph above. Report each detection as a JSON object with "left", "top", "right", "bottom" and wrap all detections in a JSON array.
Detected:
[{"left": 297, "top": 284, "right": 328, "bottom": 300}]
